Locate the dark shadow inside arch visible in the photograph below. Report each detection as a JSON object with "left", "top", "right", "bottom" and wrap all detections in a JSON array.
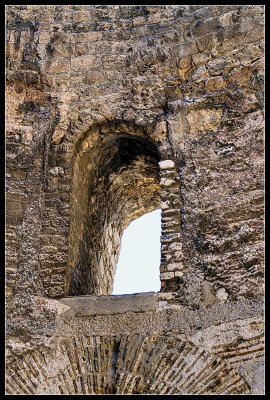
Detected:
[{"left": 66, "top": 133, "right": 161, "bottom": 296}]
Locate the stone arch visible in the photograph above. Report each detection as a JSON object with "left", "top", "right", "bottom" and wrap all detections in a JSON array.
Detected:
[
  {"left": 6, "top": 334, "right": 250, "bottom": 394},
  {"left": 39, "top": 113, "right": 184, "bottom": 299},
  {"left": 65, "top": 121, "right": 163, "bottom": 296}
]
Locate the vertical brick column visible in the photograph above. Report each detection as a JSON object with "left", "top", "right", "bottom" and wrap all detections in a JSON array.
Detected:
[{"left": 159, "top": 160, "right": 184, "bottom": 292}]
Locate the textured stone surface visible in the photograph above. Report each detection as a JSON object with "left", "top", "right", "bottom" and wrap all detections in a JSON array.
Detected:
[
  {"left": 6, "top": 334, "right": 251, "bottom": 394},
  {"left": 6, "top": 4, "right": 264, "bottom": 395},
  {"left": 60, "top": 293, "right": 158, "bottom": 316},
  {"left": 6, "top": 294, "right": 263, "bottom": 394}
]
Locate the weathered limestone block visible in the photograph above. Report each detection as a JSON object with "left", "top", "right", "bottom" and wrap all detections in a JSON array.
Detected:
[{"left": 159, "top": 160, "right": 175, "bottom": 169}]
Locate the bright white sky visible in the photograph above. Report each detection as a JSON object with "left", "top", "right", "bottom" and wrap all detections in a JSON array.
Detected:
[{"left": 112, "top": 209, "right": 161, "bottom": 294}]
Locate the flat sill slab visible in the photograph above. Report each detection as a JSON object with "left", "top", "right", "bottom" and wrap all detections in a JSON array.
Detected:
[
  {"left": 59, "top": 292, "right": 158, "bottom": 316},
  {"left": 56, "top": 295, "right": 264, "bottom": 339}
]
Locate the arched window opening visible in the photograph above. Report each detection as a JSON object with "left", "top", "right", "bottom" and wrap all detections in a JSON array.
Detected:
[
  {"left": 66, "top": 131, "right": 161, "bottom": 296},
  {"left": 113, "top": 209, "right": 161, "bottom": 295}
]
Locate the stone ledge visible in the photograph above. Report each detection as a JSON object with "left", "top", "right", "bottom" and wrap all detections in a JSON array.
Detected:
[
  {"left": 57, "top": 295, "right": 264, "bottom": 337},
  {"left": 59, "top": 292, "right": 158, "bottom": 316}
]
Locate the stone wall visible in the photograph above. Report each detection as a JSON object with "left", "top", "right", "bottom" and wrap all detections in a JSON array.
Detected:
[{"left": 6, "top": 5, "right": 264, "bottom": 394}]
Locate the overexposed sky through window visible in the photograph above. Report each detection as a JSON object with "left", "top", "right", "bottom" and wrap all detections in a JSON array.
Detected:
[{"left": 112, "top": 209, "right": 161, "bottom": 294}]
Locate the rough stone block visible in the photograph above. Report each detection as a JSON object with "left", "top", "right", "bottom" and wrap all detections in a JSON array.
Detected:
[
  {"left": 160, "top": 178, "right": 176, "bottom": 186},
  {"left": 71, "top": 55, "right": 96, "bottom": 70},
  {"left": 167, "top": 262, "right": 184, "bottom": 271},
  {"left": 160, "top": 272, "right": 175, "bottom": 280},
  {"left": 159, "top": 160, "right": 175, "bottom": 169},
  {"left": 6, "top": 192, "right": 27, "bottom": 225}
]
